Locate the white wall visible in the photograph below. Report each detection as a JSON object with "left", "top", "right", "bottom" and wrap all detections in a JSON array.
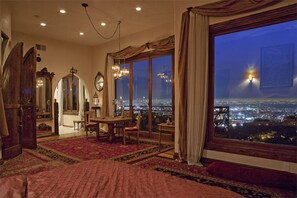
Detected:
[
  {"left": 12, "top": 32, "right": 95, "bottom": 127},
  {"left": 173, "top": 0, "right": 297, "bottom": 173}
]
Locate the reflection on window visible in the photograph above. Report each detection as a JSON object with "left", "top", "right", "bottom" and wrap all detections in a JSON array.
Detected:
[
  {"left": 133, "top": 60, "right": 149, "bottom": 131},
  {"left": 63, "top": 74, "right": 79, "bottom": 114},
  {"left": 152, "top": 55, "right": 173, "bottom": 131},
  {"left": 115, "top": 63, "right": 130, "bottom": 116},
  {"left": 214, "top": 20, "right": 297, "bottom": 146},
  {"left": 115, "top": 52, "right": 174, "bottom": 133}
]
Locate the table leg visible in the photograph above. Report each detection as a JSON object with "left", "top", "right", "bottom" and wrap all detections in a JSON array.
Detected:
[{"left": 108, "top": 124, "right": 115, "bottom": 143}]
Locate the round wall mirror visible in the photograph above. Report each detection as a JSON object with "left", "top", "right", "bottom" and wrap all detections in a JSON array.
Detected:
[{"left": 95, "top": 72, "right": 104, "bottom": 92}]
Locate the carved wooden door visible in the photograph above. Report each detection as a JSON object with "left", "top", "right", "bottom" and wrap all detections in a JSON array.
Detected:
[
  {"left": 21, "top": 47, "right": 37, "bottom": 148},
  {"left": 2, "top": 43, "right": 23, "bottom": 159}
]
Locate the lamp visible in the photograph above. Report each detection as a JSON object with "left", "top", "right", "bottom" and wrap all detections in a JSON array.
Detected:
[
  {"left": 93, "top": 92, "right": 99, "bottom": 106},
  {"left": 70, "top": 67, "right": 77, "bottom": 80},
  {"left": 36, "top": 79, "right": 44, "bottom": 88},
  {"left": 112, "top": 22, "right": 129, "bottom": 80},
  {"left": 248, "top": 74, "right": 254, "bottom": 83}
]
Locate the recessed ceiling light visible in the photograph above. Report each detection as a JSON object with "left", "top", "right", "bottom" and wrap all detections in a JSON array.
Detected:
[
  {"left": 101, "top": 22, "right": 106, "bottom": 26},
  {"left": 136, "top": 7, "right": 141, "bottom": 11},
  {"left": 40, "top": 22, "right": 46, "bottom": 27},
  {"left": 79, "top": 32, "right": 84, "bottom": 36},
  {"left": 60, "top": 9, "right": 66, "bottom": 14}
]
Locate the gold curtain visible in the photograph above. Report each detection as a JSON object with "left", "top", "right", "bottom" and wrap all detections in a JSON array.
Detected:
[
  {"left": 178, "top": 0, "right": 283, "bottom": 162},
  {"left": 102, "top": 35, "right": 174, "bottom": 117},
  {"left": 178, "top": 11, "right": 190, "bottom": 161},
  {"left": 191, "top": 0, "right": 282, "bottom": 16}
]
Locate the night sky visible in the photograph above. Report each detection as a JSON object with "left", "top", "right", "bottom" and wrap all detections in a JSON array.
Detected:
[{"left": 215, "top": 20, "right": 297, "bottom": 99}]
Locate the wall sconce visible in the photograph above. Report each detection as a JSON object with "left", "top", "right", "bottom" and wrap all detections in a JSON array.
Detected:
[{"left": 248, "top": 74, "right": 254, "bottom": 83}]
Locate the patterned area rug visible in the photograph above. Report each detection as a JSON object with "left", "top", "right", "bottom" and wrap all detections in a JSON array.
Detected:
[
  {"left": 0, "top": 149, "right": 65, "bottom": 178},
  {"left": 134, "top": 156, "right": 297, "bottom": 198},
  {"left": 37, "top": 136, "right": 173, "bottom": 164}
]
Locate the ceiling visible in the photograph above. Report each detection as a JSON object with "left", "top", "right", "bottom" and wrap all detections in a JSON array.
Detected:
[{"left": 6, "top": 0, "right": 178, "bottom": 46}]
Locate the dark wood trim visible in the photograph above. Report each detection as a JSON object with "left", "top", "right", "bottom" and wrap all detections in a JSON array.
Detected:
[
  {"left": 206, "top": 4, "right": 297, "bottom": 163},
  {"left": 148, "top": 54, "right": 152, "bottom": 136},
  {"left": 129, "top": 62, "right": 133, "bottom": 117},
  {"left": 2, "top": 144, "right": 22, "bottom": 160}
]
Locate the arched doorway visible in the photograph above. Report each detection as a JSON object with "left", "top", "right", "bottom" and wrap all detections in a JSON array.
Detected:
[{"left": 54, "top": 74, "right": 90, "bottom": 134}]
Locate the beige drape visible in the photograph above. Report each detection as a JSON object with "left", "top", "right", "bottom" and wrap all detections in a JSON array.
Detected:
[
  {"left": 102, "top": 35, "right": 174, "bottom": 117},
  {"left": 178, "top": 0, "right": 282, "bottom": 164},
  {"left": 187, "top": 13, "right": 209, "bottom": 165},
  {"left": 178, "top": 11, "right": 190, "bottom": 161}
]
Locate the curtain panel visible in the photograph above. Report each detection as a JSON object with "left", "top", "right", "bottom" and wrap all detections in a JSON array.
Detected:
[
  {"left": 178, "top": 0, "right": 283, "bottom": 164},
  {"left": 178, "top": 11, "right": 190, "bottom": 161},
  {"left": 191, "top": 0, "right": 282, "bottom": 16},
  {"left": 102, "top": 35, "right": 174, "bottom": 117}
]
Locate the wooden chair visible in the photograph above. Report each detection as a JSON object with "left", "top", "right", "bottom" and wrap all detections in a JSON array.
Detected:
[
  {"left": 115, "top": 110, "right": 131, "bottom": 135},
  {"left": 123, "top": 112, "right": 142, "bottom": 145},
  {"left": 84, "top": 111, "right": 99, "bottom": 139}
]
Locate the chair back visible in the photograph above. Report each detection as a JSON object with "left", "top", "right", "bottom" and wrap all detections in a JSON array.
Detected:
[
  {"left": 85, "top": 111, "right": 95, "bottom": 125},
  {"left": 135, "top": 112, "right": 142, "bottom": 130},
  {"left": 123, "top": 110, "right": 130, "bottom": 117}
]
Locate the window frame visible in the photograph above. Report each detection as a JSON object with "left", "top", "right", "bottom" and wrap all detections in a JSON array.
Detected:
[
  {"left": 62, "top": 74, "right": 79, "bottom": 115},
  {"left": 205, "top": 4, "right": 297, "bottom": 163},
  {"left": 115, "top": 49, "right": 175, "bottom": 134}
]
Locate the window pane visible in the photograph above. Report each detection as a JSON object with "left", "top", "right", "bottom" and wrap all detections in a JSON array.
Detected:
[
  {"left": 72, "top": 76, "right": 79, "bottom": 111},
  {"left": 132, "top": 60, "right": 148, "bottom": 131},
  {"left": 214, "top": 20, "right": 297, "bottom": 146},
  {"left": 116, "top": 63, "right": 130, "bottom": 112},
  {"left": 152, "top": 55, "right": 173, "bottom": 131}
]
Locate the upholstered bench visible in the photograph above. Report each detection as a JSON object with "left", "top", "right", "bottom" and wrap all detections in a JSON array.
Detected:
[{"left": 206, "top": 161, "right": 297, "bottom": 190}]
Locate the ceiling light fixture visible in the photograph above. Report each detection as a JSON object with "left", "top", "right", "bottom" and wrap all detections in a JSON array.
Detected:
[
  {"left": 136, "top": 7, "right": 142, "bottom": 11},
  {"left": 60, "top": 9, "right": 66, "bottom": 14},
  {"left": 101, "top": 22, "right": 106, "bottom": 26},
  {"left": 81, "top": 3, "right": 120, "bottom": 40},
  {"left": 40, "top": 22, "right": 46, "bottom": 27},
  {"left": 80, "top": 32, "right": 84, "bottom": 35},
  {"left": 112, "top": 22, "right": 129, "bottom": 80}
]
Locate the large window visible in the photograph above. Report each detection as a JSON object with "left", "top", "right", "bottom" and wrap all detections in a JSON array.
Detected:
[
  {"left": 207, "top": 5, "right": 297, "bottom": 162},
  {"left": 62, "top": 74, "right": 79, "bottom": 114},
  {"left": 115, "top": 50, "right": 174, "bottom": 133}
]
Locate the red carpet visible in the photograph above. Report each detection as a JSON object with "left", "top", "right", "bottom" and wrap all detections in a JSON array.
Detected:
[
  {"left": 134, "top": 156, "right": 297, "bottom": 198},
  {"left": 0, "top": 149, "right": 65, "bottom": 178},
  {"left": 37, "top": 136, "right": 172, "bottom": 163}
]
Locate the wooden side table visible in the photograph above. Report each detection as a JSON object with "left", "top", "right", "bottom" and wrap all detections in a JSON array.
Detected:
[
  {"left": 158, "top": 123, "right": 175, "bottom": 151},
  {"left": 73, "top": 120, "right": 84, "bottom": 130}
]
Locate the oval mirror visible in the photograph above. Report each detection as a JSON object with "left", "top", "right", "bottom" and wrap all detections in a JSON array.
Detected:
[{"left": 94, "top": 72, "right": 104, "bottom": 92}]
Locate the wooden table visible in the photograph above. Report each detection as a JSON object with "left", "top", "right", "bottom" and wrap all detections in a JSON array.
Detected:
[
  {"left": 90, "top": 117, "right": 132, "bottom": 143},
  {"left": 158, "top": 123, "right": 175, "bottom": 150}
]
